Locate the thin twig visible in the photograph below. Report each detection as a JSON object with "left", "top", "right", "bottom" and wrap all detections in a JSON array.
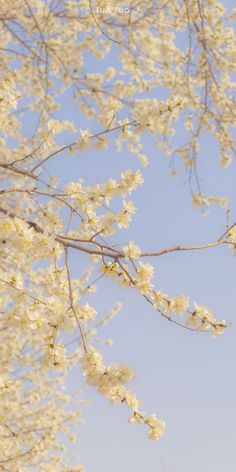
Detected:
[{"left": 64, "top": 248, "right": 87, "bottom": 353}]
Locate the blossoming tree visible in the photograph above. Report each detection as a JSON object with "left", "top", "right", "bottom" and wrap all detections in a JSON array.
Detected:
[{"left": 0, "top": 0, "right": 236, "bottom": 470}]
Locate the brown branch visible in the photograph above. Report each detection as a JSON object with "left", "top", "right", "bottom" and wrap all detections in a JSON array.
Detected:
[
  {"left": 31, "top": 120, "right": 137, "bottom": 172},
  {"left": 0, "top": 164, "right": 38, "bottom": 181},
  {"left": 88, "top": 0, "right": 121, "bottom": 44},
  {"left": 64, "top": 248, "right": 87, "bottom": 353},
  {"left": 141, "top": 240, "right": 223, "bottom": 257}
]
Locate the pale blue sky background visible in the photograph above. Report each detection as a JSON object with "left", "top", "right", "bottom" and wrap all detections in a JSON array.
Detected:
[
  {"left": 22, "top": 3, "right": 236, "bottom": 469},
  {"left": 43, "top": 114, "right": 236, "bottom": 472}
]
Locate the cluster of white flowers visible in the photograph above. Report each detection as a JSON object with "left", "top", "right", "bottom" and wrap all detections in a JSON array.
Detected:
[
  {"left": 152, "top": 290, "right": 225, "bottom": 335},
  {"left": 136, "top": 262, "right": 154, "bottom": 293},
  {"left": 192, "top": 193, "right": 228, "bottom": 210},
  {"left": 64, "top": 170, "right": 142, "bottom": 238},
  {"left": 81, "top": 348, "right": 165, "bottom": 440},
  {"left": 123, "top": 241, "right": 141, "bottom": 259}
]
